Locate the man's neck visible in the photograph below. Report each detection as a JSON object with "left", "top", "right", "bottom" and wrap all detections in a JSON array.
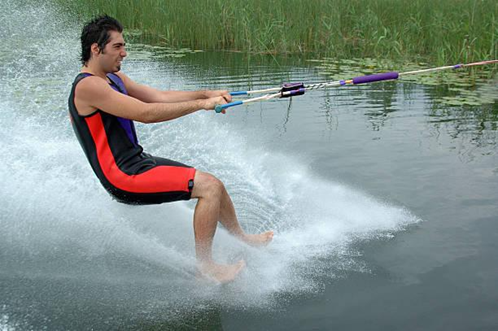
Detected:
[{"left": 81, "top": 62, "right": 108, "bottom": 80}]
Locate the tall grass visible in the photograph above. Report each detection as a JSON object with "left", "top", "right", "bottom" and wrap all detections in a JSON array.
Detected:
[{"left": 58, "top": 0, "right": 497, "bottom": 64}]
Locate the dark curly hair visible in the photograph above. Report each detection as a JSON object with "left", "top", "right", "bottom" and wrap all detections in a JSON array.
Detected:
[{"left": 80, "top": 15, "right": 123, "bottom": 65}]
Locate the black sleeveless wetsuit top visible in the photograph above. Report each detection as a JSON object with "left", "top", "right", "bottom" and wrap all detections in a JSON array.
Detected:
[{"left": 68, "top": 73, "right": 195, "bottom": 205}]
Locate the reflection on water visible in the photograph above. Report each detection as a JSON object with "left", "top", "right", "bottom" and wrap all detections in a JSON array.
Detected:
[
  {"left": 127, "top": 40, "right": 498, "bottom": 155},
  {"left": 142, "top": 47, "right": 497, "bottom": 156}
]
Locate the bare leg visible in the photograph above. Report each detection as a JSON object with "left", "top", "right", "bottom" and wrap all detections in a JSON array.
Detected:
[
  {"left": 190, "top": 171, "right": 273, "bottom": 283},
  {"left": 191, "top": 171, "right": 245, "bottom": 283},
  {"left": 218, "top": 186, "right": 274, "bottom": 246}
]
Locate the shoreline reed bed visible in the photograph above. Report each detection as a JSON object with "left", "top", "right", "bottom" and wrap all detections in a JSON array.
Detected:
[{"left": 58, "top": 0, "right": 497, "bottom": 64}]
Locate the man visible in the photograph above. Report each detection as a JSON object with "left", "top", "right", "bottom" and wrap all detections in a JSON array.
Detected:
[{"left": 69, "top": 15, "right": 273, "bottom": 283}]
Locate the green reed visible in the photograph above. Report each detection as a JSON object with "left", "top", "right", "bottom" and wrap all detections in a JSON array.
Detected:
[{"left": 58, "top": 0, "right": 497, "bottom": 64}]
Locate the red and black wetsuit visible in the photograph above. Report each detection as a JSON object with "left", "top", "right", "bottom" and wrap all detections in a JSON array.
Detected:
[{"left": 68, "top": 73, "right": 196, "bottom": 205}]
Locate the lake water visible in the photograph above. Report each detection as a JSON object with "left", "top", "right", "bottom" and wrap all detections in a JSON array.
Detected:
[{"left": 1, "top": 1, "right": 497, "bottom": 330}]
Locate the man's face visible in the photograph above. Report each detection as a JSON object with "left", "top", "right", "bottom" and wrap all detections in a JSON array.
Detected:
[{"left": 96, "top": 30, "right": 127, "bottom": 73}]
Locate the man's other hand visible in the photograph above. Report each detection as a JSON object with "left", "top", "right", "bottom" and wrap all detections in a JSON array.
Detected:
[
  {"left": 202, "top": 96, "right": 228, "bottom": 114},
  {"left": 204, "top": 90, "right": 232, "bottom": 103}
]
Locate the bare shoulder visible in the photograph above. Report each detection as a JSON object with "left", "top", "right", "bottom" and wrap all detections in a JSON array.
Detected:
[
  {"left": 74, "top": 75, "right": 113, "bottom": 116},
  {"left": 114, "top": 71, "right": 142, "bottom": 94},
  {"left": 114, "top": 71, "right": 134, "bottom": 86},
  {"left": 76, "top": 75, "right": 110, "bottom": 94},
  {"left": 114, "top": 71, "right": 129, "bottom": 80},
  {"left": 113, "top": 71, "right": 162, "bottom": 102}
]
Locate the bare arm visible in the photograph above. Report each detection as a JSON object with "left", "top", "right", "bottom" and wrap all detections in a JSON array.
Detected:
[
  {"left": 115, "top": 71, "right": 232, "bottom": 103},
  {"left": 75, "top": 76, "right": 227, "bottom": 123}
]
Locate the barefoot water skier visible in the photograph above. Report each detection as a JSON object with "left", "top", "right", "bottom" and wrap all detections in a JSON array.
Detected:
[{"left": 68, "top": 15, "right": 273, "bottom": 283}]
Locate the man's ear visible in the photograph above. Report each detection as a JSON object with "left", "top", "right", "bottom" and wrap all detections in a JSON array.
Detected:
[{"left": 90, "top": 43, "right": 101, "bottom": 56}]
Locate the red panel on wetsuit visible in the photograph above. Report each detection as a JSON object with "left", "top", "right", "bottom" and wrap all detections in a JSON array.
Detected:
[{"left": 85, "top": 113, "right": 194, "bottom": 194}]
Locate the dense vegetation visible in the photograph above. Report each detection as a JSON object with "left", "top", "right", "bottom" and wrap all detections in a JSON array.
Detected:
[{"left": 60, "top": 0, "right": 497, "bottom": 64}]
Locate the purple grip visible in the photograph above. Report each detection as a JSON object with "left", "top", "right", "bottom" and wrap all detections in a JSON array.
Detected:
[{"left": 352, "top": 72, "right": 399, "bottom": 84}]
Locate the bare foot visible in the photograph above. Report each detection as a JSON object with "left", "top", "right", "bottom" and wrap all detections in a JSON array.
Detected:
[
  {"left": 198, "top": 260, "right": 246, "bottom": 284},
  {"left": 241, "top": 231, "right": 274, "bottom": 247}
]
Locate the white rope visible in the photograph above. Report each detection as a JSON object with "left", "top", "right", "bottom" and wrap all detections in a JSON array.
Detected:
[{"left": 229, "top": 59, "right": 498, "bottom": 109}]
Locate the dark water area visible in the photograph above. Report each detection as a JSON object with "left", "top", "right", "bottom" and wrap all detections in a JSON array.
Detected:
[{"left": 1, "top": 1, "right": 498, "bottom": 330}]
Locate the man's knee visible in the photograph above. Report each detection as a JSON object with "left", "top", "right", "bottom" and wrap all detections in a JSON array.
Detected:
[{"left": 192, "top": 171, "right": 225, "bottom": 198}]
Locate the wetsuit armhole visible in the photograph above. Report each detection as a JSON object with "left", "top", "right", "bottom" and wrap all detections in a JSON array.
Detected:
[
  {"left": 73, "top": 74, "right": 101, "bottom": 118},
  {"left": 78, "top": 109, "right": 101, "bottom": 118}
]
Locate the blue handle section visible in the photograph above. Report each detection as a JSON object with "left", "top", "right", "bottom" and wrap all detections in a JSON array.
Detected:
[
  {"left": 230, "top": 91, "right": 248, "bottom": 96},
  {"left": 215, "top": 100, "right": 243, "bottom": 113}
]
